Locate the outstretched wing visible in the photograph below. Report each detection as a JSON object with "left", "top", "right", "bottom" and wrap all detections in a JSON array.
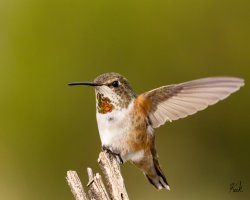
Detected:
[{"left": 142, "top": 77, "right": 244, "bottom": 128}]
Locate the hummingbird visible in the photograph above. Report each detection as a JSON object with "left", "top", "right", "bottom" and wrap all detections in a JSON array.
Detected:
[{"left": 68, "top": 72, "right": 244, "bottom": 190}]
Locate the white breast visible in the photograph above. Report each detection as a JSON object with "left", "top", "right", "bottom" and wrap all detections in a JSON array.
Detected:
[{"left": 96, "top": 101, "right": 134, "bottom": 151}]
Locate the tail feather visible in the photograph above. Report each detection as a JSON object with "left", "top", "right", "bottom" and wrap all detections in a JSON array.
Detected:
[
  {"left": 159, "top": 177, "right": 170, "bottom": 190},
  {"left": 145, "top": 159, "right": 170, "bottom": 190}
]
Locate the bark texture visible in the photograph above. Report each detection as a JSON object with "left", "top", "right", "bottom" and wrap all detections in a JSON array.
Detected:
[{"left": 66, "top": 151, "right": 129, "bottom": 200}]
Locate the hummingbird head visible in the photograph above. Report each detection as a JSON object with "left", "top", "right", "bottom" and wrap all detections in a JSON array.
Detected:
[{"left": 69, "top": 72, "right": 136, "bottom": 113}]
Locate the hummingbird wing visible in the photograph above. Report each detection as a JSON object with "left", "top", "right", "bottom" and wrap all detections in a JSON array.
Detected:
[{"left": 141, "top": 77, "right": 244, "bottom": 128}]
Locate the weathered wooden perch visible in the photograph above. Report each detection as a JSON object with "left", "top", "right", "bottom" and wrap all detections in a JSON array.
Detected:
[{"left": 66, "top": 151, "right": 129, "bottom": 200}]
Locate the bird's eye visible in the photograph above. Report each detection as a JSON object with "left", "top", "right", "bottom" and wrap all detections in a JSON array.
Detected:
[{"left": 112, "top": 81, "right": 119, "bottom": 88}]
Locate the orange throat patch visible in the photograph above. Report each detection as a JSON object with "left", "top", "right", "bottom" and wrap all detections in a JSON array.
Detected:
[{"left": 97, "top": 93, "right": 113, "bottom": 114}]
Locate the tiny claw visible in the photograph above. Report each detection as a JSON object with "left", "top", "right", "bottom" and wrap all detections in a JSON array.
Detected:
[
  {"left": 116, "top": 154, "right": 124, "bottom": 164},
  {"left": 101, "top": 145, "right": 123, "bottom": 164}
]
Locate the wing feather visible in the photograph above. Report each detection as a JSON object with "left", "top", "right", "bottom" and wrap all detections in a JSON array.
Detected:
[{"left": 142, "top": 77, "right": 244, "bottom": 128}]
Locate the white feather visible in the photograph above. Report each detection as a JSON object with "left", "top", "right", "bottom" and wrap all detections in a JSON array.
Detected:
[{"left": 96, "top": 100, "right": 135, "bottom": 155}]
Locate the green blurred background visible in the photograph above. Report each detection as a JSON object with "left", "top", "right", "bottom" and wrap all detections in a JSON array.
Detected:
[{"left": 0, "top": 0, "right": 249, "bottom": 199}]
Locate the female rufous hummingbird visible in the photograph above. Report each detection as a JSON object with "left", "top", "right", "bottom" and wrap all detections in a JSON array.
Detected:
[{"left": 68, "top": 72, "right": 244, "bottom": 190}]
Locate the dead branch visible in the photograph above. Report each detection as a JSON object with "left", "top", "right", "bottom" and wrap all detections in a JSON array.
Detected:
[
  {"left": 66, "top": 151, "right": 129, "bottom": 200},
  {"left": 66, "top": 171, "right": 88, "bottom": 200}
]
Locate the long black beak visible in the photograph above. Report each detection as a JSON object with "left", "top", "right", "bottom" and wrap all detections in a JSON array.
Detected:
[{"left": 68, "top": 82, "right": 102, "bottom": 86}]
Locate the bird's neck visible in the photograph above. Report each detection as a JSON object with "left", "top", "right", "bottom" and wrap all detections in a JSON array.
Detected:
[{"left": 96, "top": 92, "right": 135, "bottom": 114}]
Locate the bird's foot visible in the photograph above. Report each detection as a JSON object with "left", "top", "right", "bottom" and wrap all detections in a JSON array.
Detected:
[{"left": 102, "top": 146, "right": 123, "bottom": 164}]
